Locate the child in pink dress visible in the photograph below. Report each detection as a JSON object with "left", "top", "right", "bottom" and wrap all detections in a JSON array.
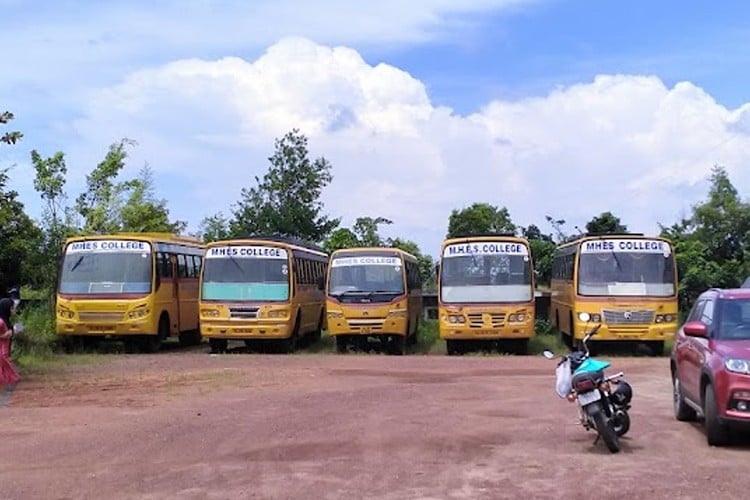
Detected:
[{"left": 0, "top": 298, "right": 20, "bottom": 406}]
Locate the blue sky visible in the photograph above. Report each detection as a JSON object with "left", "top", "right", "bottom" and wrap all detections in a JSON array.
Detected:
[{"left": 2, "top": 0, "right": 750, "bottom": 257}]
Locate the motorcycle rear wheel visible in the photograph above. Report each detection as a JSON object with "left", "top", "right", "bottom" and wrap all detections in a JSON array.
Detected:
[{"left": 590, "top": 404, "right": 621, "bottom": 453}]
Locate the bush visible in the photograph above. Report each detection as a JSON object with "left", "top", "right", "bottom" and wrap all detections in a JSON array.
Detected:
[
  {"left": 12, "top": 299, "right": 57, "bottom": 364},
  {"left": 535, "top": 319, "right": 556, "bottom": 336}
]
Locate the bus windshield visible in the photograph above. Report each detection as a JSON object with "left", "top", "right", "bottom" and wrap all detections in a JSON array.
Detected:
[
  {"left": 440, "top": 242, "right": 532, "bottom": 303},
  {"left": 577, "top": 239, "right": 675, "bottom": 297},
  {"left": 328, "top": 255, "right": 404, "bottom": 302},
  {"left": 58, "top": 240, "right": 153, "bottom": 294},
  {"left": 201, "top": 245, "right": 290, "bottom": 301}
]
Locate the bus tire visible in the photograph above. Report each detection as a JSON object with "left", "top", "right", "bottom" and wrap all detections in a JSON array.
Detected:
[
  {"left": 141, "top": 315, "right": 168, "bottom": 353},
  {"left": 209, "top": 338, "right": 227, "bottom": 354},
  {"left": 335, "top": 335, "right": 349, "bottom": 353},
  {"left": 311, "top": 310, "right": 324, "bottom": 344},
  {"left": 649, "top": 341, "right": 664, "bottom": 357},
  {"left": 279, "top": 313, "right": 300, "bottom": 354},
  {"left": 386, "top": 334, "right": 405, "bottom": 356},
  {"left": 446, "top": 339, "right": 462, "bottom": 356}
]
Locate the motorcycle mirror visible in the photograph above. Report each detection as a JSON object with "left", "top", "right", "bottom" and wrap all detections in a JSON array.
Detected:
[
  {"left": 578, "top": 312, "right": 590, "bottom": 322},
  {"left": 542, "top": 350, "right": 555, "bottom": 359}
]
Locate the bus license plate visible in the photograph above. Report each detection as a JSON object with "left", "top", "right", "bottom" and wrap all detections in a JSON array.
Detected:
[
  {"left": 360, "top": 326, "right": 371, "bottom": 334},
  {"left": 577, "top": 390, "right": 601, "bottom": 406}
]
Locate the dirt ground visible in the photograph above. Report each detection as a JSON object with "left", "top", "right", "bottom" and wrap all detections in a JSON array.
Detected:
[{"left": 1, "top": 344, "right": 748, "bottom": 500}]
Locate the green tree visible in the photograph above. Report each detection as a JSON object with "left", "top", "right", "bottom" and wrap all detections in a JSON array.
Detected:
[
  {"left": 1, "top": 111, "right": 22, "bottom": 145},
  {"left": 0, "top": 167, "right": 43, "bottom": 292},
  {"left": 231, "top": 129, "right": 340, "bottom": 242},
  {"left": 353, "top": 216, "right": 392, "bottom": 247},
  {"left": 198, "top": 212, "right": 232, "bottom": 243},
  {"left": 446, "top": 202, "right": 516, "bottom": 238},
  {"left": 75, "top": 140, "right": 184, "bottom": 234},
  {"left": 659, "top": 166, "right": 750, "bottom": 312},
  {"left": 585, "top": 211, "right": 628, "bottom": 235},
  {"left": 75, "top": 139, "right": 136, "bottom": 233},
  {"left": 322, "top": 227, "right": 360, "bottom": 253},
  {"left": 30, "top": 149, "right": 77, "bottom": 290},
  {"left": 119, "top": 165, "right": 186, "bottom": 233}
]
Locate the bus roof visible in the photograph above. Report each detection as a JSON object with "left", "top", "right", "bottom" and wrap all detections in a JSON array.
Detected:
[
  {"left": 207, "top": 235, "right": 327, "bottom": 257},
  {"left": 441, "top": 234, "right": 529, "bottom": 248},
  {"left": 64, "top": 232, "right": 204, "bottom": 246},
  {"left": 330, "top": 246, "right": 418, "bottom": 262},
  {"left": 556, "top": 233, "right": 673, "bottom": 251}
]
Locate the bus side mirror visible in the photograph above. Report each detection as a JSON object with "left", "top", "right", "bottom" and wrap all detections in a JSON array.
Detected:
[{"left": 317, "top": 276, "right": 326, "bottom": 290}]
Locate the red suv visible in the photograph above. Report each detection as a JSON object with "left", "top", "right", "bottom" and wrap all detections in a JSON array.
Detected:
[{"left": 671, "top": 287, "right": 750, "bottom": 446}]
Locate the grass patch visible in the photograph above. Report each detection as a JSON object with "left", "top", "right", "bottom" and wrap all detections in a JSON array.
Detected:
[{"left": 413, "top": 319, "right": 441, "bottom": 354}]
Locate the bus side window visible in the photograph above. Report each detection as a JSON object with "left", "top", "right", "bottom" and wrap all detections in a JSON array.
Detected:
[
  {"left": 193, "top": 256, "right": 203, "bottom": 277},
  {"left": 160, "top": 253, "right": 173, "bottom": 278},
  {"left": 177, "top": 254, "right": 188, "bottom": 278}
]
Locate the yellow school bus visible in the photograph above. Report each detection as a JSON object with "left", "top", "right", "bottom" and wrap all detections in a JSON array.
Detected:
[
  {"left": 326, "top": 247, "right": 423, "bottom": 355},
  {"left": 550, "top": 233, "right": 678, "bottom": 355},
  {"left": 55, "top": 232, "right": 205, "bottom": 352},
  {"left": 199, "top": 236, "right": 328, "bottom": 353},
  {"left": 436, "top": 234, "right": 536, "bottom": 354}
]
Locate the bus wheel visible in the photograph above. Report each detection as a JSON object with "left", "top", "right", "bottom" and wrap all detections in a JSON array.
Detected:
[
  {"left": 446, "top": 339, "right": 462, "bottom": 356},
  {"left": 386, "top": 335, "right": 405, "bottom": 356},
  {"left": 179, "top": 329, "right": 201, "bottom": 347},
  {"left": 649, "top": 341, "right": 665, "bottom": 357},
  {"left": 141, "top": 316, "right": 168, "bottom": 353},
  {"left": 311, "top": 311, "right": 324, "bottom": 344},
  {"left": 209, "top": 338, "right": 228, "bottom": 354},
  {"left": 335, "top": 335, "right": 349, "bottom": 353},
  {"left": 278, "top": 314, "right": 300, "bottom": 354}
]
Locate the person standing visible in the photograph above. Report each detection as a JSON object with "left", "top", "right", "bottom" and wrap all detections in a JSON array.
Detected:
[{"left": 0, "top": 298, "right": 21, "bottom": 407}]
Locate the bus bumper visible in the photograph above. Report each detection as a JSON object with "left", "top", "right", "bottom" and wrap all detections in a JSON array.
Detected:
[
  {"left": 439, "top": 325, "right": 534, "bottom": 340},
  {"left": 574, "top": 321, "right": 678, "bottom": 341},
  {"left": 200, "top": 320, "right": 293, "bottom": 339},
  {"left": 56, "top": 319, "right": 153, "bottom": 336}
]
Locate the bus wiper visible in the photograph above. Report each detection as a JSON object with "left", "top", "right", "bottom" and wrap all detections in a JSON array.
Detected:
[
  {"left": 69, "top": 255, "right": 85, "bottom": 273},
  {"left": 228, "top": 254, "right": 245, "bottom": 276},
  {"left": 611, "top": 250, "right": 622, "bottom": 271}
]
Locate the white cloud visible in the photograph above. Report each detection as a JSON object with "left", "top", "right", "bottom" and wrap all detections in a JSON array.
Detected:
[{"left": 47, "top": 38, "right": 750, "bottom": 256}]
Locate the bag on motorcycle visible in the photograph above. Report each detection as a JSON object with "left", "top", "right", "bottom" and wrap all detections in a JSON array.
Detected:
[{"left": 555, "top": 359, "right": 572, "bottom": 398}]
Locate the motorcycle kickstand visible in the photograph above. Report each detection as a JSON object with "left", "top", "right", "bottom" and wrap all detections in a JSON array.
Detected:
[{"left": 593, "top": 434, "right": 601, "bottom": 446}]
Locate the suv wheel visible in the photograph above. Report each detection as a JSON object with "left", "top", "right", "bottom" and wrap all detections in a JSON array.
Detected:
[
  {"left": 704, "top": 384, "right": 731, "bottom": 446},
  {"left": 672, "top": 371, "right": 696, "bottom": 421}
]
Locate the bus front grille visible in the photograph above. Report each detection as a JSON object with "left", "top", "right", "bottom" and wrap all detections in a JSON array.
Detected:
[
  {"left": 78, "top": 312, "right": 124, "bottom": 322},
  {"left": 602, "top": 309, "right": 654, "bottom": 324},
  {"left": 467, "top": 313, "right": 506, "bottom": 328},
  {"left": 229, "top": 307, "right": 259, "bottom": 319}
]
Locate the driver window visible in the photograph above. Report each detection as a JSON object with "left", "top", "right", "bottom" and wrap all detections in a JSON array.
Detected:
[
  {"left": 686, "top": 300, "right": 705, "bottom": 323},
  {"left": 701, "top": 300, "right": 715, "bottom": 325}
]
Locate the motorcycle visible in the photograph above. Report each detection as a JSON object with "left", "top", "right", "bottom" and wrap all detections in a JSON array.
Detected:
[{"left": 542, "top": 313, "right": 633, "bottom": 453}]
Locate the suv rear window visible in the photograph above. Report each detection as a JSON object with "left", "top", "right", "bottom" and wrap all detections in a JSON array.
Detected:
[{"left": 717, "top": 298, "right": 750, "bottom": 340}]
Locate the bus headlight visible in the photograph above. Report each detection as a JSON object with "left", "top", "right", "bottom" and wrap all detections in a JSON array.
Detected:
[
  {"left": 201, "top": 308, "right": 220, "bottom": 318},
  {"left": 447, "top": 315, "right": 466, "bottom": 324},
  {"left": 508, "top": 313, "right": 528, "bottom": 323},
  {"left": 387, "top": 309, "right": 407, "bottom": 318},
  {"left": 127, "top": 306, "right": 149, "bottom": 320},
  {"left": 57, "top": 306, "right": 75, "bottom": 319},
  {"left": 267, "top": 309, "right": 289, "bottom": 319},
  {"left": 578, "top": 312, "right": 601, "bottom": 322},
  {"left": 655, "top": 314, "right": 675, "bottom": 323}
]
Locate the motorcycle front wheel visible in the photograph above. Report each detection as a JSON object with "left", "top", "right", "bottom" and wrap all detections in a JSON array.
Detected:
[{"left": 589, "top": 404, "right": 621, "bottom": 453}]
